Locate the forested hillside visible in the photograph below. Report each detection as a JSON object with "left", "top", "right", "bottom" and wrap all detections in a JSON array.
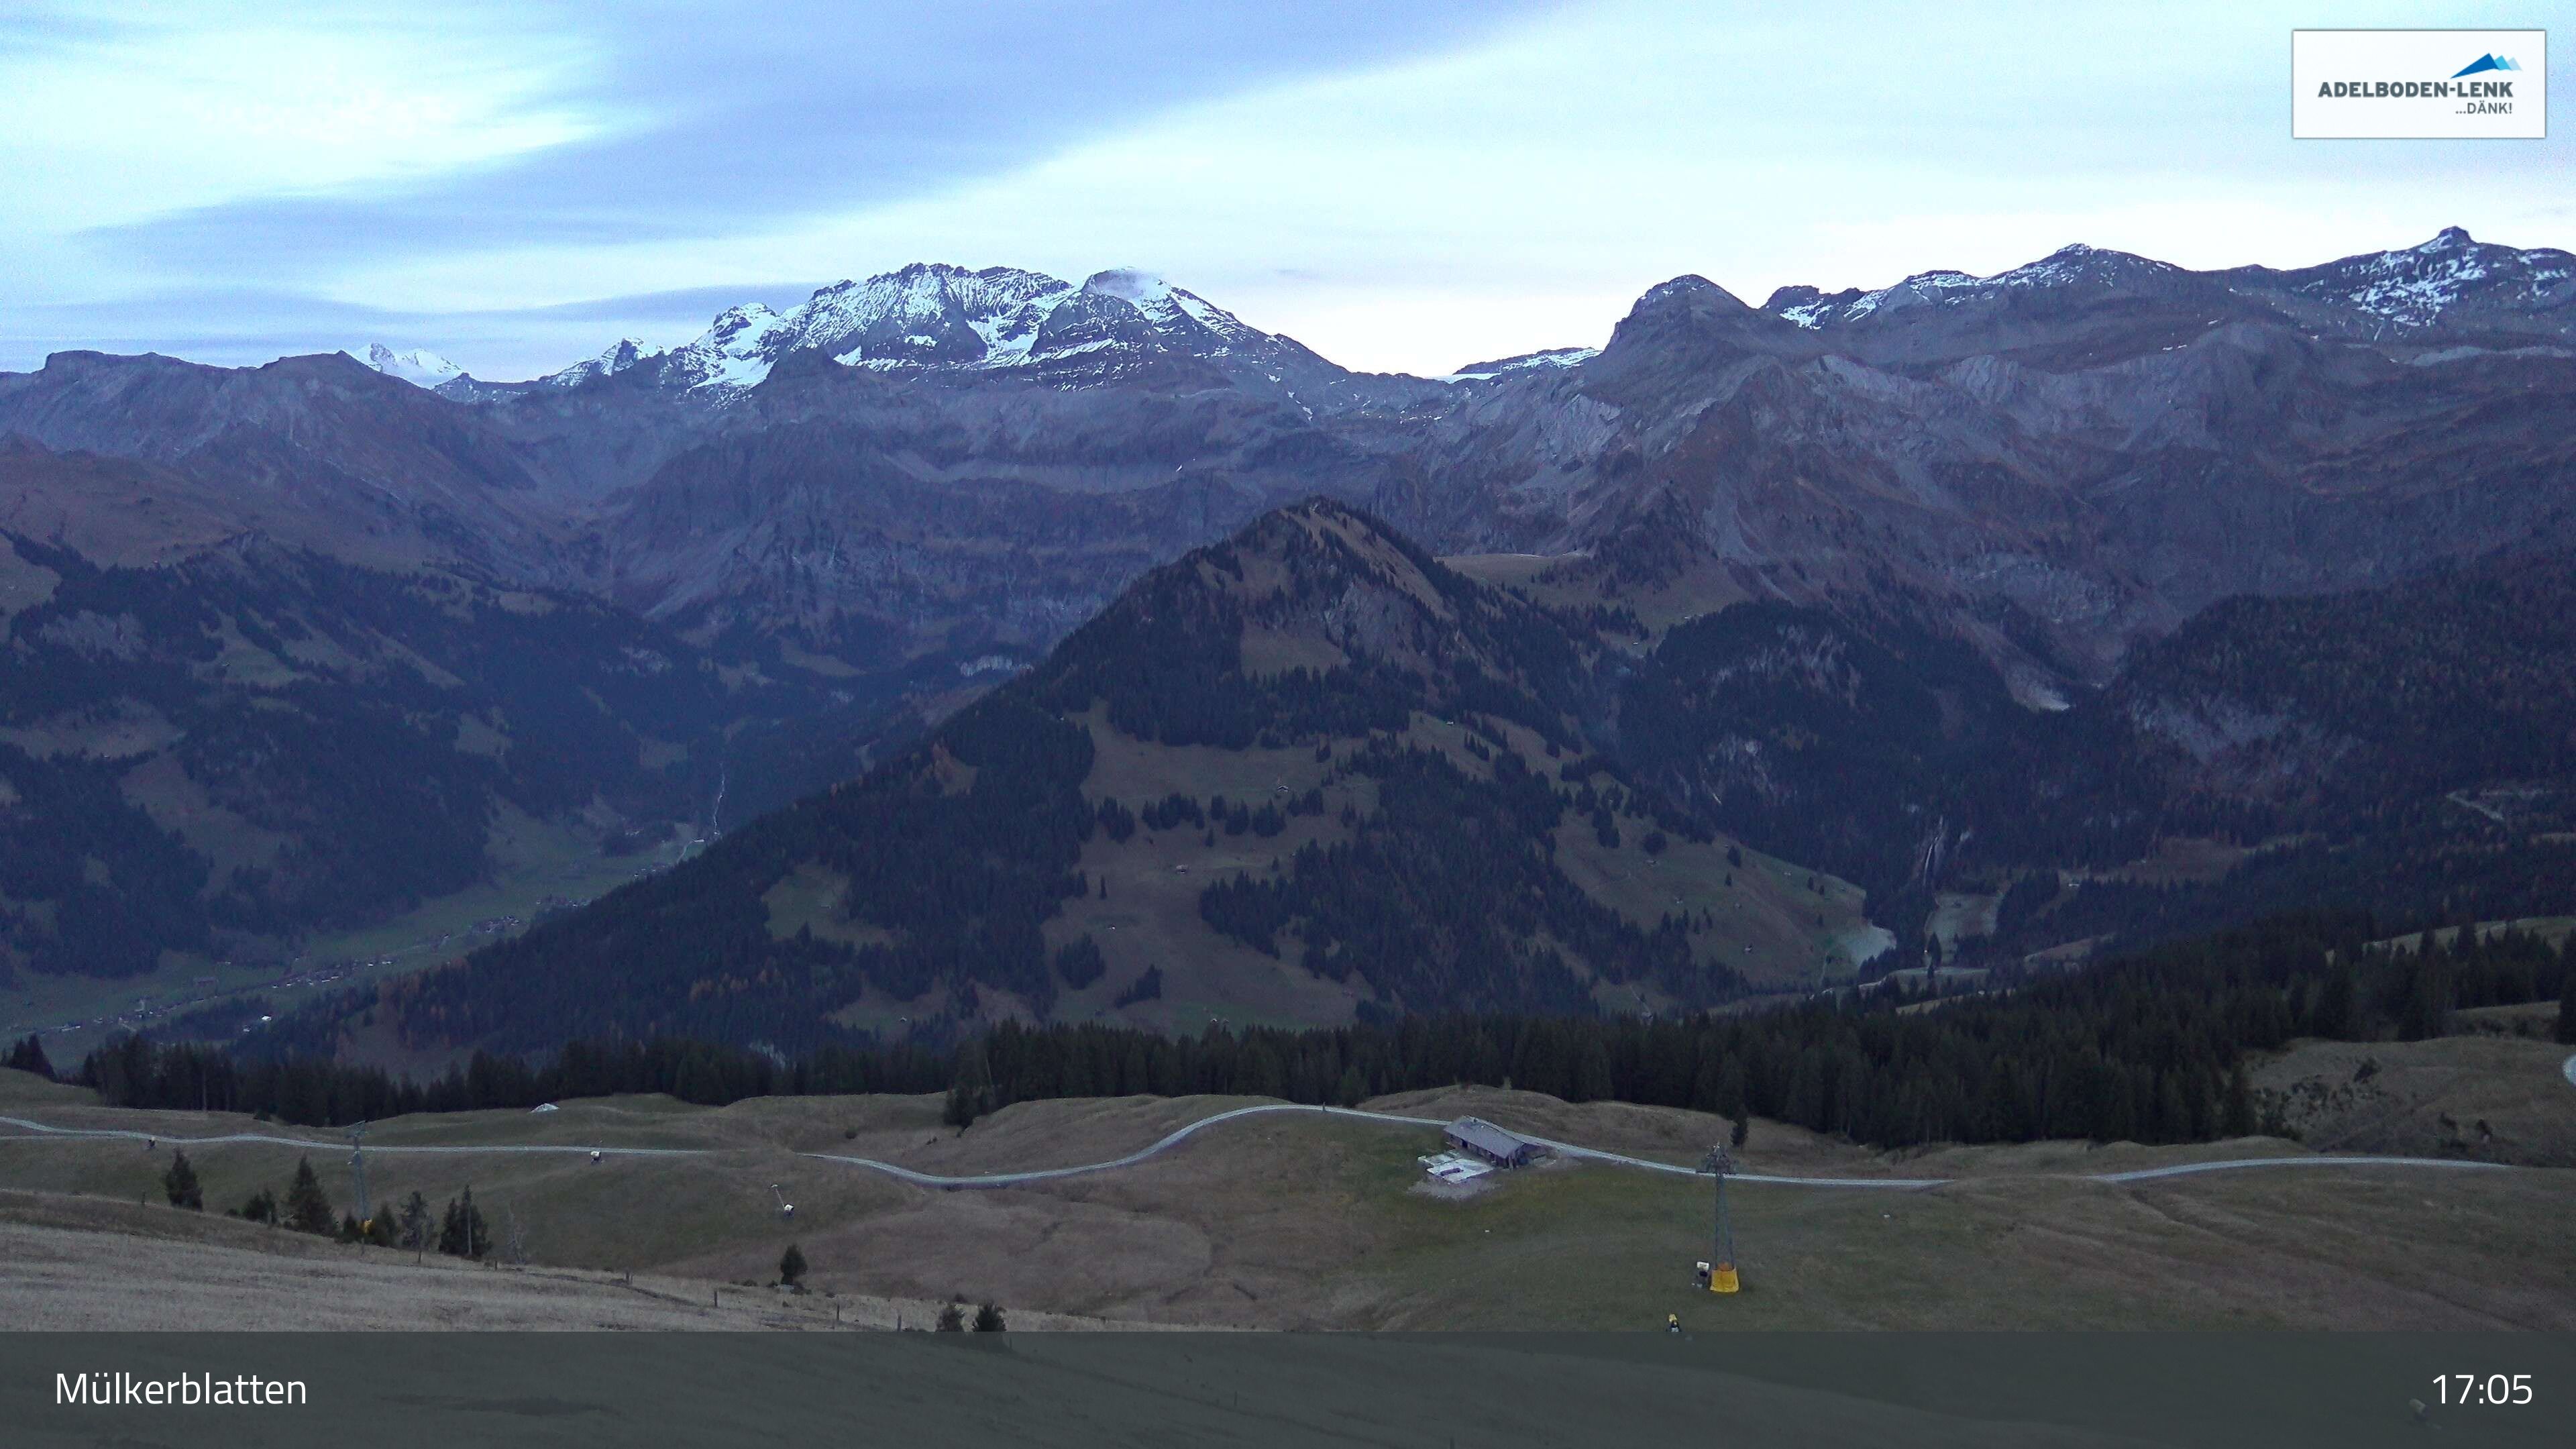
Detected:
[
  {"left": 1617, "top": 548, "right": 2576, "bottom": 959},
  {"left": 296, "top": 500, "right": 1869, "bottom": 1057},
  {"left": 0, "top": 527, "right": 910, "bottom": 985},
  {"left": 234, "top": 504, "right": 2576, "bottom": 1064}
]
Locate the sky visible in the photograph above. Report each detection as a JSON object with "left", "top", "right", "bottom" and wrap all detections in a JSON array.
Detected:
[{"left": 2, "top": 0, "right": 2569, "bottom": 380}]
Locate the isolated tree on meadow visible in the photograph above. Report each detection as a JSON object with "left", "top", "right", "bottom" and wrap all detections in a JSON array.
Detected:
[
  {"left": 779, "top": 1242, "right": 808, "bottom": 1288},
  {"left": 935, "top": 1298, "right": 965, "bottom": 1331},
  {"left": 397, "top": 1190, "right": 434, "bottom": 1263},
  {"left": 1729, "top": 1114, "right": 1750, "bottom": 1150},
  {"left": 972, "top": 1302, "right": 1006, "bottom": 1332},
  {"left": 2557, "top": 965, "right": 2576, "bottom": 1045},
  {"left": 161, "top": 1150, "right": 203, "bottom": 1210},
  {"left": 284, "top": 1157, "right": 337, "bottom": 1235}
]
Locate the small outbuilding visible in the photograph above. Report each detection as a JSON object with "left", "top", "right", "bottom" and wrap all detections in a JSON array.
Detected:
[{"left": 1444, "top": 1117, "right": 1544, "bottom": 1169}]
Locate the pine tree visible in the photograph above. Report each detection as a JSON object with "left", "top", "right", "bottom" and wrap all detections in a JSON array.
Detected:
[
  {"left": 1572, "top": 1036, "right": 1613, "bottom": 1103},
  {"left": 2557, "top": 963, "right": 2576, "bottom": 1046},
  {"left": 943, "top": 1040, "right": 992, "bottom": 1130},
  {"left": 439, "top": 1187, "right": 490, "bottom": 1258},
  {"left": 2398, "top": 959, "right": 2453, "bottom": 1042},
  {"left": 779, "top": 1242, "right": 808, "bottom": 1287},
  {"left": 2309, "top": 962, "right": 2357, "bottom": 1039},
  {"left": 284, "top": 1157, "right": 337, "bottom": 1235},
  {"left": 3, "top": 1033, "right": 54, "bottom": 1080},
  {"left": 162, "top": 1149, "right": 203, "bottom": 1210},
  {"left": 1729, "top": 1114, "right": 1750, "bottom": 1150},
  {"left": 972, "top": 1302, "right": 1006, "bottom": 1332},
  {"left": 2221, "top": 1061, "right": 2256, "bottom": 1138},
  {"left": 935, "top": 1298, "right": 965, "bottom": 1331}
]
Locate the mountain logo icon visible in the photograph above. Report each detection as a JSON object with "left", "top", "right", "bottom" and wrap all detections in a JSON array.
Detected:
[{"left": 2451, "top": 54, "right": 2524, "bottom": 78}]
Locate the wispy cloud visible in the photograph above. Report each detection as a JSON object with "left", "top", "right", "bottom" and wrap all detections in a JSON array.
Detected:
[
  {"left": 3, "top": 0, "right": 2567, "bottom": 380},
  {"left": 47, "top": 2, "right": 1550, "bottom": 275}
]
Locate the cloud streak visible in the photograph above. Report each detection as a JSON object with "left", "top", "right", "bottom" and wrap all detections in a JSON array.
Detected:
[
  {"left": 76, "top": 2, "right": 1553, "bottom": 274},
  {"left": 4, "top": 0, "right": 2568, "bottom": 379}
]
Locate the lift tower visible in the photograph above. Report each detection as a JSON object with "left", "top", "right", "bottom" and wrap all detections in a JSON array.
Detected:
[
  {"left": 1699, "top": 1146, "right": 1739, "bottom": 1293},
  {"left": 347, "top": 1121, "right": 372, "bottom": 1230}
]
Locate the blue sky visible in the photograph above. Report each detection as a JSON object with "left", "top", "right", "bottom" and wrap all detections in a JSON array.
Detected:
[{"left": 2, "top": 0, "right": 2568, "bottom": 378}]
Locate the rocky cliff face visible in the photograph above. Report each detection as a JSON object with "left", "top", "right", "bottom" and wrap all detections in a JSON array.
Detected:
[
  {"left": 13, "top": 231, "right": 2566, "bottom": 690},
  {"left": 1417, "top": 230, "right": 2576, "bottom": 685}
]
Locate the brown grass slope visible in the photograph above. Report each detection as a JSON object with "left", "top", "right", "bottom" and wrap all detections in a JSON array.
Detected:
[{"left": 6, "top": 1061, "right": 2571, "bottom": 1331}]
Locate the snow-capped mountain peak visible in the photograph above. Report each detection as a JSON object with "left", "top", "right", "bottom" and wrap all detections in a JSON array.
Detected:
[
  {"left": 1083, "top": 267, "right": 1173, "bottom": 309},
  {"left": 2279, "top": 227, "right": 2576, "bottom": 329},
  {"left": 362, "top": 344, "right": 467, "bottom": 388},
  {"left": 546, "top": 337, "right": 655, "bottom": 388},
  {"left": 546, "top": 262, "right": 1322, "bottom": 402}
]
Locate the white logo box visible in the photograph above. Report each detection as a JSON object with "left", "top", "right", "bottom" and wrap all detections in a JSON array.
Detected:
[{"left": 2294, "top": 30, "right": 2546, "bottom": 138}]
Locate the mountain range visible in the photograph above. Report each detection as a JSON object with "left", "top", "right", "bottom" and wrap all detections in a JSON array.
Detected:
[{"left": 3, "top": 227, "right": 2572, "bottom": 1057}]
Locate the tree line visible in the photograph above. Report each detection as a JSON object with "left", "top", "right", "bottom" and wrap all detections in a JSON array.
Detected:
[
  {"left": 154, "top": 1146, "right": 498, "bottom": 1260},
  {"left": 56, "top": 910, "right": 2573, "bottom": 1150}
]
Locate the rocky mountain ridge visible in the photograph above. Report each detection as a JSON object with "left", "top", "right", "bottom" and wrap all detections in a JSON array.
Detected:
[{"left": 5, "top": 227, "right": 2572, "bottom": 1012}]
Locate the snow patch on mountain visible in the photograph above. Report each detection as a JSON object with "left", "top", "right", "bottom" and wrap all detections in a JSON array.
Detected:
[
  {"left": 2286, "top": 228, "right": 2576, "bottom": 329},
  {"left": 1776, "top": 299, "right": 1835, "bottom": 329},
  {"left": 1777, "top": 244, "right": 2182, "bottom": 327},
  {"left": 577, "top": 260, "right": 1311, "bottom": 401},
  {"left": 1441, "top": 347, "right": 1599, "bottom": 382},
  {"left": 1083, "top": 267, "right": 1175, "bottom": 312},
  {"left": 362, "top": 345, "right": 467, "bottom": 388},
  {"left": 547, "top": 337, "right": 653, "bottom": 388},
  {"left": 658, "top": 303, "right": 786, "bottom": 393}
]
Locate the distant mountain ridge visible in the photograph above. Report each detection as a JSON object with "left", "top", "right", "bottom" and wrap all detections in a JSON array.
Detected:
[
  {"left": 364, "top": 262, "right": 1353, "bottom": 407},
  {"left": 1760, "top": 228, "right": 2575, "bottom": 339},
  {"left": 18, "top": 226, "right": 2571, "bottom": 692},
  {"left": 353, "top": 229, "right": 2576, "bottom": 402},
  {"left": 8, "top": 226, "right": 2575, "bottom": 1020}
]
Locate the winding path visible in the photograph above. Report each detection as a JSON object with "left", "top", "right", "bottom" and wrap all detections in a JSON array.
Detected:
[
  {"left": 0, "top": 1115, "right": 702, "bottom": 1157},
  {"left": 1, "top": 1106, "right": 2522, "bottom": 1193}
]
